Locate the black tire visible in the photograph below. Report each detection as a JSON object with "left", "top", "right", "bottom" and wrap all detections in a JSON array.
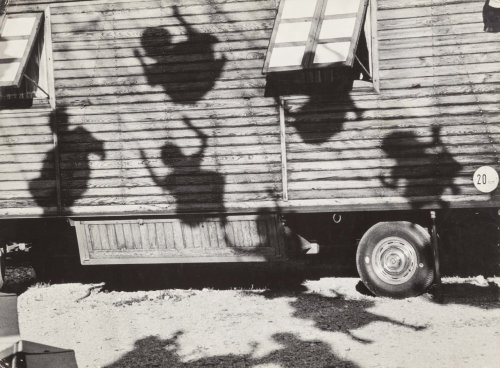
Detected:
[{"left": 356, "top": 221, "right": 435, "bottom": 298}]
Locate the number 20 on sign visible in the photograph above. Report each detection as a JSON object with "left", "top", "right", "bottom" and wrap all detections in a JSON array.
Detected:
[{"left": 473, "top": 166, "right": 499, "bottom": 193}]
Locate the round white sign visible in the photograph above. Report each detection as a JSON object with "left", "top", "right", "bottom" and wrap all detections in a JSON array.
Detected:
[{"left": 473, "top": 166, "right": 499, "bottom": 193}]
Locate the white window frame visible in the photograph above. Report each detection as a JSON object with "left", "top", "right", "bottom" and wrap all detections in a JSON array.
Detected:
[
  {"left": 0, "top": 8, "right": 55, "bottom": 107},
  {"left": 263, "top": 0, "right": 370, "bottom": 73}
]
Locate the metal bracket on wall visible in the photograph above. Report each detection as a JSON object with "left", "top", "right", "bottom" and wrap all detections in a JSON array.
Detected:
[{"left": 22, "top": 73, "right": 50, "bottom": 99}]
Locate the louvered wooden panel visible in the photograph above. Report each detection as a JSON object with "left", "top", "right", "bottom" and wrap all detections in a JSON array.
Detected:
[{"left": 72, "top": 214, "right": 285, "bottom": 264}]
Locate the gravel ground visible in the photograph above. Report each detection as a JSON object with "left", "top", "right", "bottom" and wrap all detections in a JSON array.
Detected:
[{"left": 4, "top": 264, "right": 498, "bottom": 368}]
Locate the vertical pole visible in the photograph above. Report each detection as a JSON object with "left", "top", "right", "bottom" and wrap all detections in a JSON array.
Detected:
[
  {"left": 44, "top": 7, "right": 62, "bottom": 214},
  {"left": 430, "top": 210, "right": 442, "bottom": 298},
  {"left": 44, "top": 7, "right": 56, "bottom": 110},
  {"left": 278, "top": 98, "right": 288, "bottom": 201},
  {"left": 370, "top": 0, "right": 380, "bottom": 92},
  {"left": 51, "top": 106, "right": 62, "bottom": 215}
]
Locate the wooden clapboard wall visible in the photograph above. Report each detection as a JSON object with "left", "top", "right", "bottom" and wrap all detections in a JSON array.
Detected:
[
  {"left": 4, "top": 0, "right": 284, "bottom": 217},
  {"left": 285, "top": 0, "right": 500, "bottom": 211},
  {"left": 0, "top": 0, "right": 498, "bottom": 218},
  {"left": 0, "top": 104, "right": 57, "bottom": 217}
]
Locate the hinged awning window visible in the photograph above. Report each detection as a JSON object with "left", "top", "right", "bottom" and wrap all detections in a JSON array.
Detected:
[
  {"left": 0, "top": 12, "right": 43, "bottom": 88},
  {"left": 263, "top": 0, "right": 369, "bottom": 73}
]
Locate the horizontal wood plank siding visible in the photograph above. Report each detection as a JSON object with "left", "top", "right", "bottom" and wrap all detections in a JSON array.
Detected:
[
  {"left": 0, "top": 105, "right": 58, "bottom": 216},
  {"left": 285, "top": 0, "right": 499, "bottom": 211},
  {"left": 47, "top": 0, "right": 281, "bottom": 215},
  {"left": 0, "top": 0, "right": 498, "bottom": 218}
]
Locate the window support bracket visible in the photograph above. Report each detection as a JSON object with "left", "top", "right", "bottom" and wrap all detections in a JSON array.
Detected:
[
  {"left": 354, "top": 55, "right": 371, "bottom": 80},
  {"left": 22, "top": 73, "right": 50, "bottom": 99}
]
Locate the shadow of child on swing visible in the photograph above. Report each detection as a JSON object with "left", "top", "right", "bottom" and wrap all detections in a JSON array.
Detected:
[
  {"left": 140, "top": 117, "right": 226, "bottom": 227},
  {"left": 134, "top": 5, "right": 226, "bottom": 103},
  {"left": 484, "top": 0, "right": 500, "bottom": 32}
]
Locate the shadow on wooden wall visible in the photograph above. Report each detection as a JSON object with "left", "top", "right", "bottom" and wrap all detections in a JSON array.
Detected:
[
  {"left": 483, "top": 0, "right": 500, "bottom": 32},
  {"left": 134, "top": 5, "right": 227, "bottom": 104},
  {"left": 140, "top": 116, "right": 226, "bottom": 227},
  {"left": 380, "top": 125, "right": 462, "bottom": 210},
  {"left": 28, "top": 106, "right": 105, "bottom": 214}
]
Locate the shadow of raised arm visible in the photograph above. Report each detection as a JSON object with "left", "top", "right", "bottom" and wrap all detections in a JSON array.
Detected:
[
  {"left": 183, "top": 117, "right": 208, "bottom": 158},
  {"left": 141, "top": 149, "right": 166, "bottom": 188},
  {"left": 173, "top": 5, "right": 194, "bottom": 35},
  {"left": 134, "top": 48, "right": 146, "bottom": 67}
]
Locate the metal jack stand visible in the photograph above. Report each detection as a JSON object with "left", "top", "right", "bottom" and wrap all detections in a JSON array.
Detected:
[{"left": 430, "top": 211, "right": 442, "bottom": 302}]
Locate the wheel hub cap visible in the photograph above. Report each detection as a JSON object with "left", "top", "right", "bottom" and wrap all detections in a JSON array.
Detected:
[{"left": 372, "top": 237, "right": 418, "bottom": 285}]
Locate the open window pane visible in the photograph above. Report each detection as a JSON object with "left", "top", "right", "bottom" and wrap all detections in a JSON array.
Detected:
[
  {"left": 263, "top": 0, "right": 369, "bottom": 73},
  {"left": 324, "top": 0, "right": 361, "bottom": 16},
  {"left": 0, "top": 62, "right": 21, "bottom": 82},
  {"left": 275, "top": 21, "right": 312, "bottom": 43},
  {"left": 281, "top": 0, "right": 318, "bottom": 19},
  {"left": 0, "top": 13, "right": 43, "bottom": 88},
  {"left": 318, "top": 18, "right": 357, "bottom": 39},
  {"left": 269, "top": 46, "right": 306, "bottom": 67},
  {"left": 313, "top": 42, "right": 350, "bottom": 64},
  {"left": 0, "top": 40, "right": 30, "bottom": 59},
  {"left": 2, "top": 16, "right": 37, "bottom": 37}
]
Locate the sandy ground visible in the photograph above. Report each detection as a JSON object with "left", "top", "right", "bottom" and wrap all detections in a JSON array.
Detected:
[{"left": 5, "top": 266, "right": 499, "bottom": 368}]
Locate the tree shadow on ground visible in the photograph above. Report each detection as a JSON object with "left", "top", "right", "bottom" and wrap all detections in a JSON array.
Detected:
[
  {"left": 103, "top": 331, "right": 359, "bottom": 368},
  {"left": 428, "top": 282, "right": 500, "bottom": 307},
  {"left": 252, "top": 290, "right": 426, "bottom": 344}
]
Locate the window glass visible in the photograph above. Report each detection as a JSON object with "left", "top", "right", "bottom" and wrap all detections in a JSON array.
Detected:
[
  {"left": 269, "top": 46, "right": 307, "bottom": 67},
  {"left": 0, "top": 13, "right": 43, "bottom": 88},
  {"left": 324, "top": 0, "right": 360, "bottom": 16},
  {"left": 275, "top": 21, "right": 312, "bottom": 43},
  {"left": 2, "top": 16, "right": 37, "bottom": 37},
  {"left": 313, "top": 42, "right": 351, "bottom": 64},
  {"left": 263, "top": 0, "right": 369, "bottom": 73},
  {"left": 0, "top": 39, "right": 30, "bottom": 59},
  {"left": 281, "top": 0, "right": 318, "bottom": 18},
  {"left": 0, "top": 62, "right": 21, "bottom": 83},
  {"left": 0, "top": 12, "right": 50, "bottom": 106},
  {"left": 318, "top": 18, "right": 357, "bottom": 39}
]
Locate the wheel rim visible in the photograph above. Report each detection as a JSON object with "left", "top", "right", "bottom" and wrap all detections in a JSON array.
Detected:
[{"left": 372, "top": 236, "right": 418, "bottom": 285}]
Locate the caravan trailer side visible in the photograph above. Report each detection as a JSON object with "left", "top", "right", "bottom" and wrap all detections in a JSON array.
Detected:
[{"left": 0, "top": 0, "right": 498, "bottom": 296}]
